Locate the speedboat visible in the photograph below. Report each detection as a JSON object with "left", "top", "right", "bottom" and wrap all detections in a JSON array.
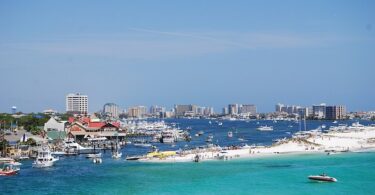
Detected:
[
  {"left": 308, "top": 174, "right": 337, "bottom": 182},
  {"left": 0, "top": 162, "right": 21, "bottom": 176},
  {"left": 32, "top": 145, "right": 59, "bottom": 168},
  {"left": 227, "top": 131, "right": 233, "bottom": 138},
  {"left": 257, "top": 125, "right": 274, "bottom": 131}
]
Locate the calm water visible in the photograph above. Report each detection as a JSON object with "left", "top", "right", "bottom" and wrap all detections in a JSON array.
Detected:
[{"left": 1, "top": 119, "right": 375, "bottom": 194}]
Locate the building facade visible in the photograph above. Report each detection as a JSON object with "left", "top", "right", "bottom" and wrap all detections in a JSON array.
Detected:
[
  {"left": 325, "top": 105, "right": 346, "bottom": 120},
  {"left": 312, "top": 104, "right": 326, "bottom": 119},
  {"left": 239, "top": 104, "right": 257, "bottom": 115},
  {"left": 66, "top": 93, "right": 88, "bottom": 115},
  {"left": 103, "top": 103, "right": 119, "bottom": 118},
  {"left": 228, "top": 104, "right": 239, "bottom": 115}
]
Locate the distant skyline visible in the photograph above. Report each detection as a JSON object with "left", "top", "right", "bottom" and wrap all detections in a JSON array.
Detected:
[{"left": 1, "top": 1, "right": 375, "bottom": 113}]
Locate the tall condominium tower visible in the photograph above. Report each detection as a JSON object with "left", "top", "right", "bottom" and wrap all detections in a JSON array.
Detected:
[{"left": 66, "top": 93, "right": 88, "bottom": 115}]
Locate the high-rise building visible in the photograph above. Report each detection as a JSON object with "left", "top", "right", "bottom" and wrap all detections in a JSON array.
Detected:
[
  {"left": 222, "top": 107, "right": 228, "bottom": 115},
  {"left": 275, "top": 103, "right": 284, "bottom": 112},
  {"left": 103, "top": 103, "right": 119, "bottom": 118},
  {"left": 204, "top": 107, "right": 214, "bottom": 116},
  {"left": 297, "top": 107, "right": 309, "bottom": 118},
  {"left": 66, "top": 93, "right": 88, "bottom": 115},
  {"left": 128, "top": 106, "right": 147, "bottom": 118},
  {"left": 239, "top": 104, "right": 257, "bottom": 115},
  {"left": 312, "top": 104, "right": 326, "bottom": 119},
  {"left": 175, "top": 105, "right": 197, "bottom": 117},
  {"left": 228, "top": 104, "right": 239, "bottom": 115},
  {"left": 150, "top": 105, "right": 166, "bottom": 115},
  {"left": 325, "top": 105, "right": 346, "bottom": 120}
]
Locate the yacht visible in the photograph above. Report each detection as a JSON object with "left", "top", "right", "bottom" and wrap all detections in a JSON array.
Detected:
[
  {"left": 32, "top": 145, "right": 59, "bottom": 168},
  {"left": 257, "top": 125, "right": 274, "bottom": 131},
  {"left": 308, "top": 174, "right": 337, "bottom": 182}
]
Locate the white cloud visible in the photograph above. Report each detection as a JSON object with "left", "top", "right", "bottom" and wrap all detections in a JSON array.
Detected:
[{"left": 0, "top": 29, "right": 362, "bottom": 60}]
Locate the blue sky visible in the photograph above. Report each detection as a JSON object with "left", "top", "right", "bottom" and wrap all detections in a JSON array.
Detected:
[{"left": 0, "top": 0, "right": 374, "bottom": 113}]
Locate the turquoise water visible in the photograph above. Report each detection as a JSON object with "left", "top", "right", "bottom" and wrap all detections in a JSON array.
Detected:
[
  {"left": 2, "top": 119, "right": 375, "bottom": 194},
  {"left": 2, "top": 152, "right": 375, "bottom": 194}
]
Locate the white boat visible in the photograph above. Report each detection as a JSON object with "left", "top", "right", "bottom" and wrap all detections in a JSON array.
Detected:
[
  {"left": 87, "top": 153, "right": 102, "bottom": 158},
  {"left": 64, "top": 139, "right": 92, "bottom": 151},
  {"left": 112, "top": 151, "right": 122, "bottom": 159},
  {"left": 93, "top": 157, "right": 102, "bottom": 164},
  {"left": 218, "top": 122, "right": 223, "bottom": 126},
  {"left": 321, "top": 124, "right": 326, "bottom": 129},
  {"left": 227, "top": 131, "right": 233, "bottom": 138},
  {"left": 308, "top": 174, "right": 337, "bottom": 182},
  {"left": 332, "top": 121, "right": 338, "bottom": 124},
  {"left": 32, "top": 145, "right": 59, "bottom": 168},
  {"left": 257, "top": 125, "right": 274, "bottom": 131}
]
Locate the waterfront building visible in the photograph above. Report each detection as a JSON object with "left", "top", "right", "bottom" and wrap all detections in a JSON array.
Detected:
[
  {"left": 175, "top": 104, "right": 197, "bottom": 117},
  {"left": 222, "top": 107, "right": 229, "bottom": 115},
  {"left": 66, "top": 93, "right": 88, "bottom": 115},
  {"left": 128, "top": 106, "right": 147, "bottom": 118},
  {"left": 325, "top": 105, "right": 346, "bottom": 120},
  {"left": 275, "top": 103, "right": 285, "bottom": 112},
  {"left": 150, "top": 105, "right": 166, "bottom": 115},
  {"left": 312, "top": 104, "right": 326, "bottom": 119},
  {"left": 239, "top": 104, "right": 257, "bottom": 115},
  {"left": 228, "top": 104, "right": 239, "bottom": 115},
  {"left": 204, "top": 107, "right": 214, "bottom": 116},
  {"left": 103, "top": 103, "right": 119, "bottom": 118},
  {"left": 68, "top": 117, "right": 124, "bottom": 141},
  {"left": 297, "top": 107, "right": 309, "bottom": 118}
]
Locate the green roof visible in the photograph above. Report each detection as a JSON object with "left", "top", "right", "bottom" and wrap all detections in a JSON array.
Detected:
[{"left": 47, "top": 131, "right": 66, "bottom": 140}]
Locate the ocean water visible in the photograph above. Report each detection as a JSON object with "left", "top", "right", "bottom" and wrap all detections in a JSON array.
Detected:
[{"left": 1, "top": 119, "right": 375, "bottom": 194}]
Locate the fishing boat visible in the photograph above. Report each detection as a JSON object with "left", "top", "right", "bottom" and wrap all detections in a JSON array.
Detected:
[
  {"left": 257, "top": 125, "right": 274, "bottom": 131},
  {"left": 32, "top": 145, "right": 59, "bottom": 168},
  {"left": 227, "top": 131, "right": 233, "bottom": 138},
  {"left": 308, "top": 173, "right": 337, "bottom": 182}
]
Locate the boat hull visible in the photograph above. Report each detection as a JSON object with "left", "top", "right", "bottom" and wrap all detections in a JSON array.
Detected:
[{"left": 308, "top": 176, "right": 337, "bottom": 182}]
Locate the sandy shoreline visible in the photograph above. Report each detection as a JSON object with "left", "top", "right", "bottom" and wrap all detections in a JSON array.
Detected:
[{"left": 131, "top": 123, "right": 375, "bottom": 163}]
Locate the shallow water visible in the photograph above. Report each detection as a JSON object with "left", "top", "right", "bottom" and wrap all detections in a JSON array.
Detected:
[{"left": 2, "top": 152, "right": 375, "bottom": 194}]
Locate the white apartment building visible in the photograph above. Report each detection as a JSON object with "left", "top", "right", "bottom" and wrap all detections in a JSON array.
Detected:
[{"left": 66, "top": 93, "right": 88, "bottom": 114}]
